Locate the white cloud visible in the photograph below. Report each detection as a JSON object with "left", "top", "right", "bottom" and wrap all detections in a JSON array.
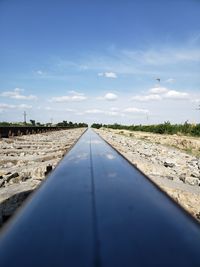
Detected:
[
  {"left": 65, "top": 108, "right": 77, "bottom": 112},
  {"left": 0, "top": 103, "right": 15, "bottom": 110},
  {"left": 132, "top": 94, "right": 161, "bottom": 102},
  {"left": 68, "top": 90, "right": 83, "bottom": 95},
  {"left": 110, "top": 107, "right": 119, "bottom": 111},
  {"left": 44, "top": 106, "right": 55, "bottom": 111},
  {"left": 124, "top": 107, "right": 149, "bottom": 114},
  {"left": 0, "top": 88, "right": 37, "bottom": 100},
  {"left": 79, "top": 65, "right": 89, "bottom": 70},
  {"left": 149, "top": 87, "right": 169, "bottom": 94},
  {"left": 56, "top": 59, "right": 89, "bottom": 71},
  {"left": 83, "top": 109, "right": 122, "bottom": 117},
  {"left": 105, "top": 72, "right": 117, "bottom": 78},
  {"left": 122, "top": 48, "right": 200, "bottom": 66},
  {"left": 133, "top": 87, "right": 190, "bottom": 102},
  {"left": 85, "top": 109, "right": 104, "bottom": 114},
  {"left": 36, "top": 70, "right": 44, "bottom": 75},
  {"left": 104, "top": 93, "right": 118, "bottom": 101},
  {"left": 0, "top": 103, "right": 32, "bottom": 111},
  {"left": 42, "top": 106, "right": 77, "bottom": 112},
  {"left": 54, "top": 46, "right": 200, "bottom": 82},
  {"left": 106, "top": 111, "right": 120, "bottom": 116},
  {"left": 164, "top": 90, "right": 189, "bottom": 99},
  {"left": 49, "top": 91, "right": 87, "bottom": 102},
  {"left": 52, "top": 95, "right": 86, "bottom": 102},
  {"left": 97, "top": 93, "right": 118, "bottom": 101},
  {"left": 98, "top": 72, "right": 117, "bottom": 78},
  {"left": 192, "top": 98, "right": 200, "bottom": 104},
  {"left": 165, "top": 78, "right": 175, "bottom": 83},
  {"left": 18, "top": 104, "right": 32, "bottom": 109}
]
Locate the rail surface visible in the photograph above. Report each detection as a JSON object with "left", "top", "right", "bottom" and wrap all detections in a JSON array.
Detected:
[
  {"left": 0, "top": 126, "right": 70, "bottom": 138},
  {"left": 0, "top": 129, "right": 200, "bottom": 266}
]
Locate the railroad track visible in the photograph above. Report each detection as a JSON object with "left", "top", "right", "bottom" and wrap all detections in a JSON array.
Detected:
[
  {"left": 0, "top": 126, "right": 68, "bottom": 138},
  {"left": 0, "top": 129, "right": 200, "bottom": 266}
]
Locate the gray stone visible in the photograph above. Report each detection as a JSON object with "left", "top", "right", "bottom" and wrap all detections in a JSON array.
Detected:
[
  {"left": 166, "top": 176, "right": 174, "bottom": 180},
  {"left": 190, "top": 171, "right": 200, "bottom": 178},
  {"left": 185, "top": 176, "right": 200, "bottom": 186},
  {"left": 5, "top": 162, "right": 14, "bottom": 168},
  {"left": 21, "top": 174, "right": 32, "bottom": 182},
  {"left": 197, "top": 159, "right": 200, "bottom": 170},
  {"left": 5, "top": 172, "right": 19, "bottom": 183},
  {"left": 164, "top": 161, "right": 175, "bottom": 168},
  {"left": 0, "top": 179, "right": 5, "bottom": 188},
  {"left": 179, "top": 173, "right": 186, "bottom": 183}
]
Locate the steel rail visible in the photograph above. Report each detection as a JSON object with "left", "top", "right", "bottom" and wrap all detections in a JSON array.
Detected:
[{"left": 0, "top": 129, "right": 200, "bottom": 267}]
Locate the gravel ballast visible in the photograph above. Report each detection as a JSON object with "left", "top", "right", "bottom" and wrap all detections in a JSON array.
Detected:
[
  {"left": 0, "top": 128, "right": 86, "bottom": 226},
  {"left": 96, "top": 128, "right": 200, "bottom": 222}
]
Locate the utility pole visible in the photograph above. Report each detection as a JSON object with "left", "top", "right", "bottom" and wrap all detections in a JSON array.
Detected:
[
  {"left": 23, "top": 111, "right": 27, "bottom": 124},
  {"left": 50, "top": 118, "right": 53, "bottom": 125}
]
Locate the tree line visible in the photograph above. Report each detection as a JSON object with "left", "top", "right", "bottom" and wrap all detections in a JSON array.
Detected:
[
  {"left": 91, "top": 121, "right": 200, "bottom": 136},
  {"left": 0, "top": 120, "right": 88, "bottom": 128}
]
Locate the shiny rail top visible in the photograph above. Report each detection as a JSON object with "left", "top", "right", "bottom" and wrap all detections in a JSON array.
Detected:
[{"left": 0, "top": 129, "right": 200, "bottom": 267}]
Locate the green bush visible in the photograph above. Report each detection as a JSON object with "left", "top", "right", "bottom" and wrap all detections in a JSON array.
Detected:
[{"left": 93, "top": 121, "right": 200, "bottom": 137}]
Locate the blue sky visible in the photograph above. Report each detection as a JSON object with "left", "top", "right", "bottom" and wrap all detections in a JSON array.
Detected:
[{"left": 0, "top": 0, "right": 200, "bottom": 124}]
